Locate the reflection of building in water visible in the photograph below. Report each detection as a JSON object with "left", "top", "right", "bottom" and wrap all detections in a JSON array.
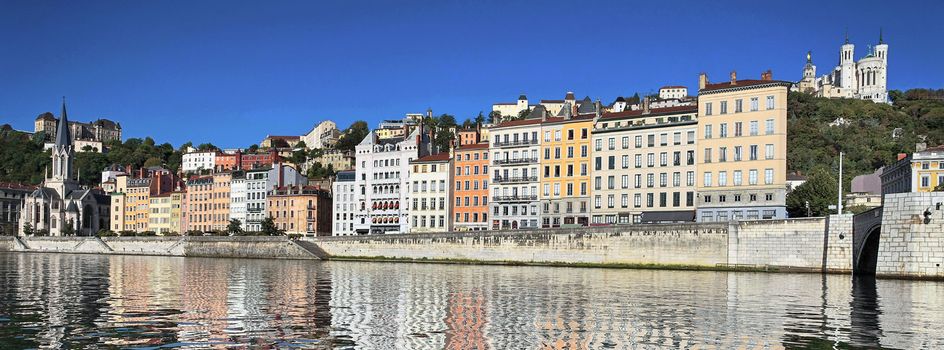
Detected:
[
  {"left": 394, "top": 272, "right": 449, "bottom": 349},
  {"left": 444, "top": 289, "right": 488, "bottom": 350},
  {"left": 180, "top": 258, "right": 229, "bottom": 344}
]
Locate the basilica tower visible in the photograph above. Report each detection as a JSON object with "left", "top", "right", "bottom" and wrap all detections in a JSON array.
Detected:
[{"left": 47, "top": 98, "right": 77, "bottom": 197}]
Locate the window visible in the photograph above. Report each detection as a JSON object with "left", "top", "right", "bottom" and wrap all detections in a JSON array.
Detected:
[
  {"left": 581, "top": 163, "right": 587, "bottom": 176},
  {"left": 581, "top": 128, "right": 588, "bottom": 139},
  {"left": 673, "top": 132, "right": 681, "bottom": 145},
  {"left": 705, "top": 102, "right": 713, "bottom": 115},
  {"left": 622, "top": 155, "right": 630, "bottom": 168},
  {"left": 647, "top": 153, "right": 655, "bottom": 167},
  {"left": 673, "top": 151, "right": 681, "bottom": 166},
  {"left": 703, "top": 172, "right": 712, "bottom": 187},
  {"left": 622, "top": 136, "right": 630, "bottom": 149},
  {"left": 659, "top": 173, "right": 667, "bottom": 187},
  {"left": 687, "top": 171, "right": 694, "bottom": 186},
  {"left": 673, "top": 172, "right": 680, "bottom": 186},
  {"left": 750, "top": 97, "right": 759, "bottom": 111},
  {"left": 581, "top": 145, "right": 588, "bottom": 157},
  {"left": 647, "top": 135, "right": 655, "bottom": 147},
  {"left": 660, "top": 152, "right": 667, "bottom": 166},
  {"left": 567, "top": 129, "right": 574, "bottom": 140},
  {"left": 703, "top": 148, "right": 712, "bottom": 163},
  {"left": 646, "top": 193, "right": 654, "bottom": 207},
  {"left": 554, "top": 130, "right": 561, "bottom": 141},
  {"left": 594, "top": 177, "right": 602, "bottom": 190},
  {"left": 687, "top": 150, "right": 695, "bottom": 165},
  {"left": 704, "top": 125, "right": 712, "bottom": 139},
  {"left": 608, "top": 137, "right": 616, "bottom": 150},
  {"left": 554, "top": 183, "right": 560, "bottom": 196},
  {"left": 647, "top": 174, "right": 655, "bottom": 187},
  {"left": 607, "top": 195, "right": 614, "bottom": 208},
  {"left": 750, "top": 121, "right": 758, "bottom": 136},
  {"left": 687, "top": 131, "right": 695, "bottom": 144},
  {"left": 567, "top": 147, "right": 574, "bottom": 158},
  {"left": 749, "top": 169, "right": 758, "bottom": 185},
  {"left": 635, "top": 136, "right": 643, "bottom": 148},
  {"left": 765, "top": 144, "right": 774, "bottom": 160},
  {"left": 750, "top": 145, "right": 758, "bottom": 160},
  {"left": 621, "top": 194, "right": 629, "bottom": 208},
  {"left": 635, "top": 154, "right": 642, "bottom": 168},
  {"left": 594, "top": 195, "right": 602, "bottom": 209},
  {"left": 621, "top": 175, "right": 629, "bottom": 189},
  {"left": 607, "top": 176, "right": 615, "bottom": 189},
  {"left": 735, "top": 99, "right": 743, "bottom": 113},
  {"left": 634, "top": 194, "right": 642, "bottom": 207},
  {"left": 634, "top": 174, "right": 642, "bottom": 188},
  {"left": 734, "top": 122, "right": 742, "bottom": 137},
  {"left": 720, "top": 101, "right": 728, "bottom": 114},
  {"left": 734, "top": 170, "right": 743, "bottom": 186},
  {"left": 660, "top": 133, "right": 668, "bottom": 146},
  {"left": 608, "top": 156, "right": 616, "bottom": 170},
  {"left": 719, "top": 147, "right": 727, "bottom": 162},
  {"left": 765, "top": 169, "right": 774, "bottom": 184},
  {"left": 766, "top": 95, "right": 775, "bottom": 110},
  {"left": 719, "top": 171, "right": 727, "bottom": 186},
  {"left": 719, "top": 123, "right": 728, "bottom": 138},
  {"left": 595, "top": 157, "right": 602, "bottom": 170},
  {"left": 765, "top": 119, "right": 775, "bottom": 135}
]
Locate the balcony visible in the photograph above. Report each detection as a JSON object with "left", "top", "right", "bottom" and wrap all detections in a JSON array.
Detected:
[
  {"left": 492, "top": 175, "right": 537, "bottom": 184},
  {"left": 492, "top": 139, "right": 537, "bottom": 148},
  {"left": 493, "top": 157, "right": 539, "bottom": 166},
  {"left": 492, "top": 195, "right": 538, "bottom": 202}
]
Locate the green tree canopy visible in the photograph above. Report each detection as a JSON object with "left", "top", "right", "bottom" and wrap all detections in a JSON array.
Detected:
[
  {"left": 336, "top": 120, "right": 369, "bottom": 152},
  {"left": 227, "top": 219, "right": 243, "bottom": 235},
  {"left": 786, "top": 167, "right": 839, "bottom": 217}
]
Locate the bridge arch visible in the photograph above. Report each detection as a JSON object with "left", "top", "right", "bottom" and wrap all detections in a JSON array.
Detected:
[{"left": 852, "top": 207, "right": 883, "bottom": 276}]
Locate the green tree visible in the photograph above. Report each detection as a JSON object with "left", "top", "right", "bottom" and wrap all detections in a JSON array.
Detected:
[
  {"left": 786, "top": 168, "right": 839, "bottom": 217},
  {"left": 260, "top": 216, "right": 284, "bottom": 236},
  {"left": 247, "top": 144, "right": 259, "bottom": 153},
  {"left": 61, "top": 219, "right": 76, "bottom": 236},
  {"left": 488, "top": 110, "right": 502, "bottom": 124},
  {"left": 336, "top": 121, "right": 370, "bottom": 152},
  {"left": 227, "top": 219, "right": 244, "bottom": 235},
  {"left": 21, "top": 223, "right": 33, "bottom": 237},
  {"left": 474, "top": 111, "right": 486, "bottom": 126}
]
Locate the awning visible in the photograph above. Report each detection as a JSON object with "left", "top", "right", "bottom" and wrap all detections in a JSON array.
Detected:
[{"left": 639, "top": 210, "right": 695, "bottom": 223}]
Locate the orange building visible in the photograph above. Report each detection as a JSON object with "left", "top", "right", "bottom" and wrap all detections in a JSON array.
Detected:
[
  {"left": 185, "top": 176, "right": 214, "bottom": 232},
  {"left": 453, "top": 137, "right": 490, "bottom": 231},
  {"left": 211, "top": 172, "right": 231, "bottom": 231},
  {"left": 267, "top": 185, "right": 333, "bottom": 236}
]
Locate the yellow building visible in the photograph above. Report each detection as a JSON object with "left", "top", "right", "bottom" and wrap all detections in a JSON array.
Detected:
[
  {"left": 148, "top": 194, "right": 172, "bottom": 234},
  {"left": 211, "top": 172, "right": 232, "bottom": 231},
  {"left": 111, "top": 175, "right": 151, "bottom": 233},
  {"left": 696, "top": 71, "right": 791, "bottom": 221},
  {"left": 540, "top": 114, "right": 595, "bottom": 227},
  {"left": 910, "top": 145, "right": 944, "bottom": 192},
  {"left": 170, "top": 191, "right": 185, "bottom": 234}
]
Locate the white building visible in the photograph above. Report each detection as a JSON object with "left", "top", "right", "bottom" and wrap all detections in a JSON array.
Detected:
[
  {"left": 352, "top": 125, "right": 434, "bottom": 234},
  {"left": 489, "top": 106, "right": 544, "bottom": 230},
  {"left": 797, "top": 31, "right": 889, "bottom": 104},
  {"left": 229, "top": 172, "right": 247, "bottom": 230},
  {"left": 182, "top": 148, "right": 216, "bottom": 173},
  {"left": 408, "top": 153, "right": 453, "bottom": 233},
  {"left": 240, "top": 164, "right": 306, "bottom": 231},
  {"left": 659, "top": 86, "right": 688, "bottom": 100},
  {"left": 302, "top": 120, "right": 340, "bottom": 150},
  {"left": 331, "top": 170, "right": 357, "bottom": 236}
]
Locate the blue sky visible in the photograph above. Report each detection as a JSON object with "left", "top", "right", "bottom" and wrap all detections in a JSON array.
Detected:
[{"left": 1, "top": 0, "right": 941, "bottom": 148}]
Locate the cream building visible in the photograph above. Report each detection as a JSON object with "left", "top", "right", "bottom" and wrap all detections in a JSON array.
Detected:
[
  {"left": 302, "top": 120, "right": 340, "bottom": 149},
  {"left": 540, "top": 103, "right": 596, "bottom": 228},
  {"left": 696, "top": 71, "right": 790, "bottom": 221},
  {"left": 796, "top": 32, "right": 889, "bottom": 104},
  {"left": 491, "top": 93, "right": 579, "bottom": 121},
  {"left": 409, "top": 153, "right": 453, "bottom": 233},
  {"left": 148, "top": 194, "right": 173, "bottom": 234},
  {"left": 111, "top": 176, "right": 152, "bottom": 232},
  {"left": 592, "top": 103, "right": 698, "bottom": 224},
  {"left": 659, "top": 86, "right": 688, "bottom": 100},
  {"left": 331, "top": 171, "right": 357, "bottom": 235}
]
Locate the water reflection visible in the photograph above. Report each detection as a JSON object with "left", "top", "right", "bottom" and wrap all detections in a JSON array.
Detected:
[{"left": 0, "top": 252, "right": 942, "bottom": 349}]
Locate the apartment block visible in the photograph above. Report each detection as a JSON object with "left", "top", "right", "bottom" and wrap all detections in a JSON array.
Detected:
[
  {"left": 453, "top": 141, "right": 490, "bottom": 231},
  {"left": 409, "top": 153, "right": 453, "bottom": 233},
  {"left": 267, "top": 185, "right": 332, "bottom": 236}
]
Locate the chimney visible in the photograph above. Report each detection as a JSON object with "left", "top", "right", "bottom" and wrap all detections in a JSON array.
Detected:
[
  {"left": 594, "top": 100, "right": 602, "bottom": 119},
  {"left": 698, "top": 73, "right": 708, "bottom": 90},
  {"left": 729, "top": 70, "right": 737, "bottom": 85},
  {"left": 642, "top": 97, "right": 651, "bottom": 114},
  {"left": 761, "top": 69, "right": 773, "bottom": 81}
]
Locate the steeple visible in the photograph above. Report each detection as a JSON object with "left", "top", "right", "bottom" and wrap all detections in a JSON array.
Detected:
[
  {"left": 55, "top": 97, "right": 71, "bottom": 147},
  {"left": 844, "top": 28, "right": 849, "bottom": 44},
  {"left": 879, "top": 27, "right": 884, "bottom": 44}
]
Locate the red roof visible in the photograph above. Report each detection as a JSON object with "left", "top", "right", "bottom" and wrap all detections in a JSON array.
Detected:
[
  {"left": 600, "top": 105, "right": 698, "bottom": 120},
  {"left": 457, "top": 143, "right": 489, "bottom": 150},
  {"left": 493, "top": 118, "right": 543, "bottom": 128},
  {"left": 701, "top": 79, "right": 792, "bottom": 92},
  {"left": 411, "top": 152, "right": 452, "bottom": 163},
  {"left": 542, "top": 114, "right": 596, "bottom": 124}
]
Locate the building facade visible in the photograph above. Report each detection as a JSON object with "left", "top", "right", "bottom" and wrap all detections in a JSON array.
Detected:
[
  {"left": 185, "top": 176, "right": 214, "bottom": 232},
  {"left": 489, "top": 108, "right": 543, "bottom": 230},
  {"left": 696, "top": 71, "right": 791, "bottom": 221},
  {"left": 796, "top": 32, "right": 889, "bottom": 103},
  {"left": 592, "top": 104, "right": 698, "bottom": 225},
  {"left": 34, "top": 112, "right": 121, "bottom": 145},
  {"left": 182, "top": 150, "right": 216, "bottom": 173},
  {"left": 540, "top": 111, "right": 595, "bottom": 228},
  {"left": 302, "top": 120, "right": 340, "bottom": 150},
  {"left": 0, "top": 183, "right": 34, "bottom": 236},
  {"left": 242, "top": 165, "right": 307, "bottom": 232},
  {"left": 453, "top": 142, "right": 490, "bottom": 231},
  {"left": 409, "top": 153, "right": 453, "bottom": 233},
  {"left": 332, "top": 171, "right": 357, "bottom": 235},
  {"left": 267, "top": 185, "right": 333, "bottom": 236}
]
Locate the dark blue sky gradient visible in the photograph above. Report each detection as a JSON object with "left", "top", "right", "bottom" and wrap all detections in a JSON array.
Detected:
[{"left": 1, "top": 0, "right": 941, "bottom": 148}]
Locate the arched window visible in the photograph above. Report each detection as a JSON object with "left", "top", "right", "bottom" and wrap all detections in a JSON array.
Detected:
[{"left": 51, "top": 217, "right": 57, "bottom": 229}]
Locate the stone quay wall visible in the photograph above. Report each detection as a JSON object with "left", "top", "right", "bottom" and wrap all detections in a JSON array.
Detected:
[
  {"left": 306, "top": 223, "right": 730, "bottom": 267},
  {"left": 0, "top": 217, "right": 860, "bottom": 272},
  {"left": 878, "top": 193, "right": 944, "bottom": 278}
]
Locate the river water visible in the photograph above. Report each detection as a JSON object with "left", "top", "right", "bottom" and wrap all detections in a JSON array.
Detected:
[{"left": 0, "top": 252, "right": 942, "bottom": 349}]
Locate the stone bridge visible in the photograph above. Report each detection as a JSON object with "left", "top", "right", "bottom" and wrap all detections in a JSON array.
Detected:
[{"left": 852, "top": 207, "right": 883, "bottom": 275}]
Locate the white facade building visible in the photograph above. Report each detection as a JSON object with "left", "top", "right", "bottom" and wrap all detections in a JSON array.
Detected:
[
  {"left": 331, "top": 171, "right": 357, "bottom": 236},
  {"left": 797, "top": 32, "right": 889, "bottom": 104},
  {"left": 659, "top": 86, "right": 688, "bottom": 100},
  {"left": 489, "top": 107, "right": 544, "bottom": 230},
  {"left": 182, "top": 149, "right": 216, "bottom": 173},
  {"left": 302, "top": 120, "right": 340, "bottom": 150},
  {"left": 408, "top": 153, "right": 453, "bottom": 233},
  {"left": 229, "top": 172, "right": 247, "bottom": 229},
  {"left": 352, "top": 126, "right": 434, "bottom": 235}
]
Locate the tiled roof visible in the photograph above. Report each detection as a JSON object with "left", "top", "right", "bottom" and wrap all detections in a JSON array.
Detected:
[
  {"left": 600, "top": 105, "right": 698, "bottom": 120},
  {"left": 701, "top": 79, "right": 792, "bottom": 92},
  {"left": 493, "top": 118, "right": 543, "bottom": 128},
  {"left": 457, "top": 143, "right": 489, "bottom": 150},
  {"left": 411, "top": 152, "right": 451, "bottom": 163},
  {"left": 540, "top": 99, "right": 564, "bottom": 103}
]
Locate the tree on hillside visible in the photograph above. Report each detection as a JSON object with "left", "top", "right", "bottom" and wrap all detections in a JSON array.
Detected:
[
  {"left": 474, "top": 111, "right": 486, "bottom": 126},
  {"left": 488, "top": 110, "right": 502, "bottom": 124},
  {"left": 335, "top": 121, "right": 369, "bottom": 152},
  {"left": 22, "top": 223, "right": 33, "bottom": 237},
  {"left": 786, "top": 167, "right": 839, "bottom": 217}
]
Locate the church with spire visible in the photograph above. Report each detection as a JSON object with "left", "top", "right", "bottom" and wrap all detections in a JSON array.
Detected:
[
  {"left": 796, "top": 30, "right": 889, "bottom": 104},
  {"left": 19, "top": 99, "right": 111, "bottom": 236}
]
